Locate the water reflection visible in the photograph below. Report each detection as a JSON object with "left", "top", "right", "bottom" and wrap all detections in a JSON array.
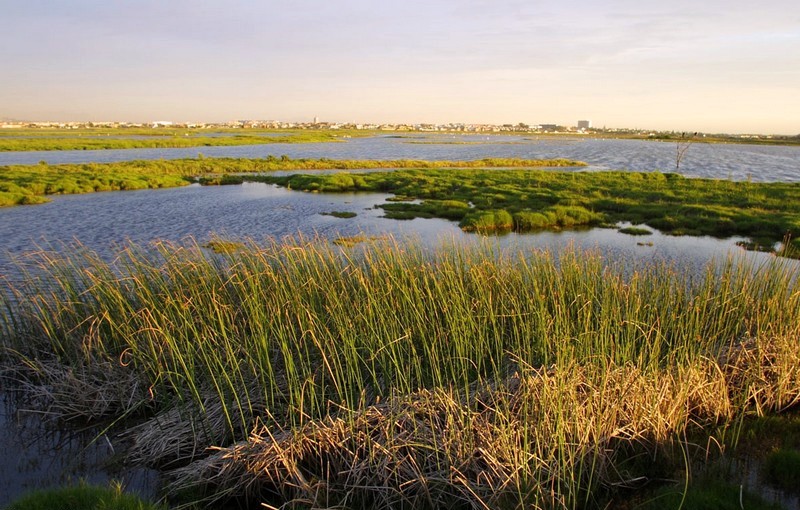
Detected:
[{"left": 0, "top": 391, "right": 159, "bottom": 507}]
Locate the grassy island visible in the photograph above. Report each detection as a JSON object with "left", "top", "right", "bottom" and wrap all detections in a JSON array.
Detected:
[
  {"left": 258, "top": 167, "right": 800, "bottom": 255},
  {"left": 1, "top": 238, "right": 799, "bottom": 508},
  {"left": 0, "top": 156, "right": 583, "bottom": 206}
]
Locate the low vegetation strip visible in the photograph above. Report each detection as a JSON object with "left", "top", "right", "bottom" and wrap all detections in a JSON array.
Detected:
[
  {"left": 1, "top": 238, "right": 799, "bottom": 508},
  {"left": 0, "top": 128, "right": 365, "bottom": 151},
  {"left": 0, "top": 156, "right": 582, "bottom": 206}
]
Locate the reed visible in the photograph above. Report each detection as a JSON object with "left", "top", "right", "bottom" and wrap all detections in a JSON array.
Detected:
[{"left": 1, "top": 237, "right": 799, "bottom": 508}]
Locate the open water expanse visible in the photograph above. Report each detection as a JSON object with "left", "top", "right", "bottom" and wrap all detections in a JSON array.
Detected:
[{"left": 0, "top": 135, "right": 799, "bottom": 506}]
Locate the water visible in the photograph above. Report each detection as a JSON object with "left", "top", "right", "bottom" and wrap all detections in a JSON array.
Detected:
[
  {"left": 0, "top": 391, "right": 159, "bottom": 506},
  {"left": 2, "top": 135, "right": 799, "bottom": 182},
  {"left": 0, "top": 181, "right": 776, "bottom": 282}
]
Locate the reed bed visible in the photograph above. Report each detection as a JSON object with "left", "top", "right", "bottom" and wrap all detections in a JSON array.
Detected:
[{"left": 1, "top": 236, "right": 799, "bottom": 508}]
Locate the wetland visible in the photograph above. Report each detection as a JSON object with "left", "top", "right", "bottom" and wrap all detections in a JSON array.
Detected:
[{"left": 1, "top": 133, "right": 800, "bottom": 509}]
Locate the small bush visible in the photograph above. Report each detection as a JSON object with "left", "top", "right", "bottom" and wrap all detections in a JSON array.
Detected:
[
  {"left": 551, "top": 205, "right": 599, "bottom": 227},
  {"left": 460, "top": 209, "right": 514, "bottom": 232},
  {"left": 513, "top": 211, "right": 555, "bottom": 230}
]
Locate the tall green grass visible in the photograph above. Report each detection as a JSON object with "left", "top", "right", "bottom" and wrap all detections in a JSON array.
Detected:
[{"left": 1, "top": 237, "right": 799, "bottom": 508}]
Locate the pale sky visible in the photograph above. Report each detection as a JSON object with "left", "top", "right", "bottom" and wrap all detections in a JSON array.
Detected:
[{"left": 2, "top": 0, "right": 799, "bottom": 134}]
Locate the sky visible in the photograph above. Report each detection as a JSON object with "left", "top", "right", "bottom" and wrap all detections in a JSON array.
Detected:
[{"left": 1, "top": 0, "right": 799, "bottom": 134}]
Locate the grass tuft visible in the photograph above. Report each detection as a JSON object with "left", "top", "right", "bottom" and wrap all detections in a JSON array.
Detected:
[{"left": 5, "top": 481, "right": 164, "bottom": 510}]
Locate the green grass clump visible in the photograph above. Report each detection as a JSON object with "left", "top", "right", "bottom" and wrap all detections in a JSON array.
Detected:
[
  {"left": 197, "top": 174, "right": 245, "bottom": 186},
  {"left": 619, "top": 226, "right": 654, "bottom": 236},
  {"left": 762, "top": 449, "right": 800, "bottom": 492},
  {"left": 321, "top": 210, "right": 357, "bottom": 218},
  {"left": 460, "top": 208, "right": 514, "bottom": 232},
  {"left": 5, "top": 482, "right": 163, "bottom": 510}
]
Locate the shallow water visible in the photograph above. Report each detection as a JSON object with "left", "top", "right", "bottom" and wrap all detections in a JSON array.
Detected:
[
  {"left": 0, "top": 391, "right": 159, "bottom": 507},
  {"left": 0, "top": 181, "right": 778, "bottom": 282}
]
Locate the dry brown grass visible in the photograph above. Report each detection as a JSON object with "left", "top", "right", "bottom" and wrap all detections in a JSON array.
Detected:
[
  {"left": 165, "top": 330, "right": 800, "bottom": 509},
  {"left": 1, "top": 357, "right": 149, "bottom": 423}
]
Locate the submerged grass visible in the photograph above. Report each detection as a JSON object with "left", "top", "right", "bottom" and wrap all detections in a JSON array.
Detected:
[{"left": 1, "top": 237, "right": 799, "bottom": 508}]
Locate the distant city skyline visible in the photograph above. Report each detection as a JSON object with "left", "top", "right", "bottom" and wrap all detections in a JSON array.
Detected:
[{"left": 2, "top": 1, "right": 799, "bottom": 135}]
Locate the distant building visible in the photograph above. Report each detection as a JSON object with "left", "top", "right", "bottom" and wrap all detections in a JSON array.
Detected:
[
  {"left": 539, "top": 124, "right": 559, "bottom": 132},
  {"left": 577, "top": 120, "right": 591, "bottom": 129}
]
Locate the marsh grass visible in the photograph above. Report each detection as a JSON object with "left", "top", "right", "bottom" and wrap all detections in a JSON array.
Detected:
[
  {"left": 261, "top": 169, "right": 800, "bottom": 255},
  {"left": 0, "top": 128, "right": 360, "bottom": 151},
  {"left": 1, "top": 237, "right": 800, "bottom": 508},
  {"left": 619, "top": 226, "right": 653, "bottom": 236},
  {"left": 5, "top": 481, "right": 165, "bottom": 510},
  {"left": 0, "top": 156, "right": 579, "bottom": 206},
  {"left": 321, "top": 210, "right": 357, "bottom": 219}
]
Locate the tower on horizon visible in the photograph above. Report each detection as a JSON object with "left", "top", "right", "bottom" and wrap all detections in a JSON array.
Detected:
[{"left": 577, "top": 120, "right": 591, "bottom": 129}]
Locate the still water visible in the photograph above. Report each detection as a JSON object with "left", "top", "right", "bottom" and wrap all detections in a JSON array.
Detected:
[
  {"left": 2, "top": 135, "right": 799, "bottom": 182},
  {"left": 0, "top": 392, "right": 159, "bottom": 504}
]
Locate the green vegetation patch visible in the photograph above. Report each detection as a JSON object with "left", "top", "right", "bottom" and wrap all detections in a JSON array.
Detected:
[
  {"left": 321, "top": 210, "right": 357, "bottom": 218},
  {"left": 260, "top": 168, "right": 800, "bottom": 255},
  {"left": 619, "top": 226, "right": 654, "bottom": 236},
  {"left": 5, "top": 482, "right": 164, "bottom": 510},
  {"left": 0, "top": 156, "right": 580, "bottom": 206},
  {"left": 0, "top": 128, "right": 364, "bottom": 151}
]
